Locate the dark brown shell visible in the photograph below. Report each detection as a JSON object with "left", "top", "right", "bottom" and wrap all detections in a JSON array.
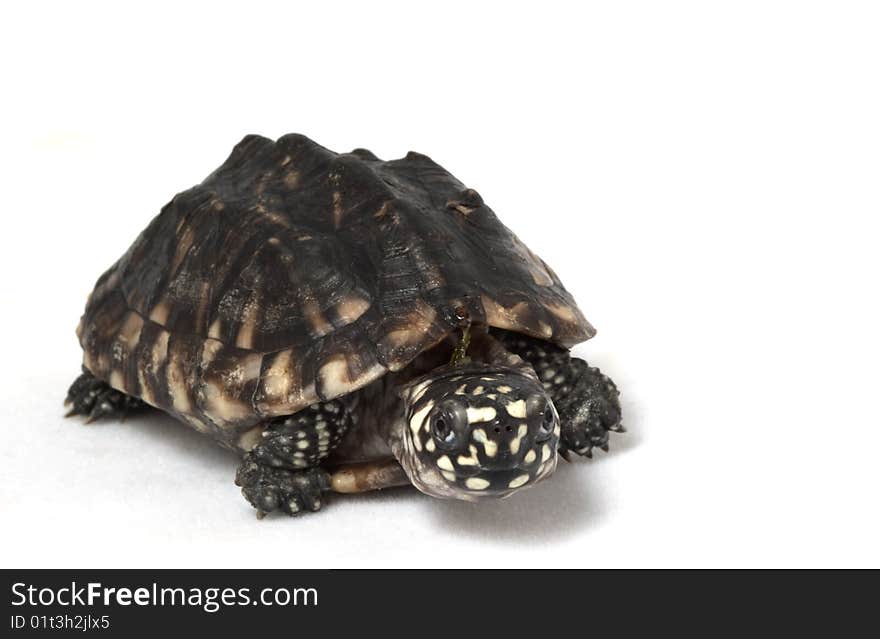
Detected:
[{"left": 77, "top": 134, "right": 593, "bottom": 444}]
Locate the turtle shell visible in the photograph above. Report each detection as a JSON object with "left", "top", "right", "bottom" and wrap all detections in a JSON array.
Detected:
[{"left": 77, "top": 133, "right": 594, "bottom": 444}]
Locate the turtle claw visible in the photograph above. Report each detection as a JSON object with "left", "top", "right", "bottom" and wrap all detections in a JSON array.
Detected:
[
  {"left": 236, "top": 454, "right": 330, "bottom": 517},
  {"left": 562, "top": 436, "right": 614, "bottom": 459},
  {"left": 65, "top": 369, "right": 145, "bottom": 423},
  {"left": 555, "top": 362, "right": 622, "bottom": 460},
  {"left": 493, "top": 330, "right": 622, "bottom": 463}
]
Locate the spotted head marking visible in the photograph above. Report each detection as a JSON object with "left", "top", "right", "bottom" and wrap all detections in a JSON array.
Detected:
[{"left": 397, "top": 364, "right": 560, "bottom": 501}]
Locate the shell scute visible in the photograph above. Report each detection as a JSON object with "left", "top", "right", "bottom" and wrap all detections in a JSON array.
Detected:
[{"left": 77, "top": 134, "right": 593, "bottom": 438}]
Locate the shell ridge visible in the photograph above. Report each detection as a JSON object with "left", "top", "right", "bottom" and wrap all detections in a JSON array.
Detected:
[{"left": 77, "top": 134, "right": 595, "bottom": 434}]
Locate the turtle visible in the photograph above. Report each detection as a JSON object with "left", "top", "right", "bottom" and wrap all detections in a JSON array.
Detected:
[{"left": 67, "top": 133, "right": 623, "bottom": 517}]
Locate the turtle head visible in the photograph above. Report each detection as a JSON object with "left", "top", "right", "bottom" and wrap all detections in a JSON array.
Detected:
[{"left": 397, "top": 365, "right": 560, "bottom": 500}]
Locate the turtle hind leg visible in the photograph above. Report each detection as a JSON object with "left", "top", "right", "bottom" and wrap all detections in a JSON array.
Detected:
[
  {"left": 65, "top": 367, "right": 146, "bottom": 423},
  {"left": 493, "top": 330, "right": 623, "bottom": 458},
  {"left": 235, "top": 399, "right": 353, "bottom": 518}
]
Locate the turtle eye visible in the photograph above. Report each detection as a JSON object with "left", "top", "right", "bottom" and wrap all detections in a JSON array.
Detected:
[
  {"left": 430, "top": 404, "right": 463, "bottom": 447},
  {"left": 538, "top": 403, "right": 556, "bottom": 438},
  {"left": 433, "top": 414, "right": 452, "bottom": 441}
]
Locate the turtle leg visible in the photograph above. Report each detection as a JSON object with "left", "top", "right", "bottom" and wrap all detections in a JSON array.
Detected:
[
  {"left": 234, "top": 400, "right": 353, "bottom": 517},
  {"left": 65, "top": 367, "right": 146, "bottom": 423},
  {"left": 328, "top": 460, "right": 409, "bottom": 493},
  {"left": 494, "top": 330, "right": 623, "bottom": 458}
]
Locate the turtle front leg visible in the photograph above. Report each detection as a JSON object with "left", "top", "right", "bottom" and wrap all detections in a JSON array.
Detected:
[
  {"left": 494, "top": 330, "right": 623, "bottom": 458},
  {"left": 328, "top": 460, "right": 409, "bottom": 493},
  {"left": 234, "top": 400, "right": 353, "bottom": 517},
  {"left": 552, "top": 358, "right": 623, "bottom": 458},
  {"left": 235, "top": 461, "right": 330, "bottom": 518},
  {"left": 65, "top": 367, "right": 146, "bottom": 423}
]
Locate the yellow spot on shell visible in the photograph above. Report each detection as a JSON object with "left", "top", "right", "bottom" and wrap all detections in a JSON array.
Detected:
[
  {"left": 207, "top": 318, "right": 222, "bottom": 339},
  {"left": 149, "top": 300, "right": 171, "bottom": 325},
  {"left": 109, "top": 370, "right": 125, "bottom": 393},
  {"left": 235, "top": 294, "right": 260, "bottom": 349},
  {"left": 335, "top": 295, "right": 371, "bottom": 325}
]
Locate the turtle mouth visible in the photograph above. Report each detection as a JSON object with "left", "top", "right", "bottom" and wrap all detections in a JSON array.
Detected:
[
  {"left": 404, "top": 449, "right": 558, "bottom": 501},
  {"left": 459, "top": 457, "right": 558, "bottom": 495}
]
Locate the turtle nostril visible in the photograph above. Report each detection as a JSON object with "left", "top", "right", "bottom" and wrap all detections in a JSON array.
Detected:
[
  {"left": 493, "top": 426, "right": 501, "bottom": 434},
  {"left": 505, "top": 425, "right": 512, "bottom": 432}
]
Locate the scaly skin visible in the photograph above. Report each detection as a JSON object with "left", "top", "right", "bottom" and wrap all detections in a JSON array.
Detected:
[
  {"left": 65, "top": 368, "right": 146, "bottom": 423},
  {"left": 234, "top": 400, "right": 353, "bottom": 517},
  {"left": 235, "top": 462, "right": 330, "bottom": 518},
  {"left": 492, "top": 330, "right": 623, "bottom": 458},
  {"left": 66, "top": 329, "right": 622, "bottom": 518}
]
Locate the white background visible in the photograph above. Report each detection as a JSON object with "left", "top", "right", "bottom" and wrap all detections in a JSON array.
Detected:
[{"left": 1, "top": 1, "right": 878, "bottom": 568}]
